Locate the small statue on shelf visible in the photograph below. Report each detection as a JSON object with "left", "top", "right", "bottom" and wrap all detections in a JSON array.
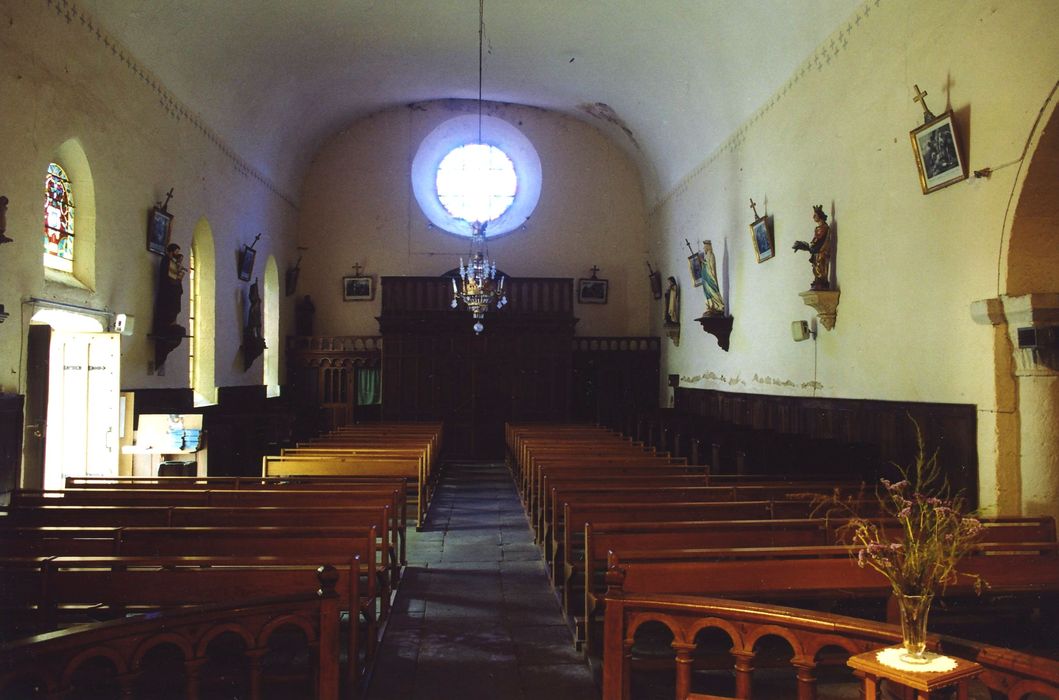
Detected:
[
  {"left": 243, "top": 279, "right": 266, "bottom": 371},
  {"left": 664, "top": 276, "right": 680, "bottom": 327},
  {"left": 700, "top": 241, "right": 725, "bottom": 316},
  {"left": 0, "top": 196, "right": 12, "bottom": 244},
  {"left": 792, "top": 205, "right": 832, "bottom": 290}
]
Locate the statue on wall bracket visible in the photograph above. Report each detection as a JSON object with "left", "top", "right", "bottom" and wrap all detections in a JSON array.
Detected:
[
  {"left": 792, "top": 205, "right": 832, "bottom": 290},
  {"left": 151, "top": 241, "right": 188, "bottom": 369},
  {"left": 242, "top": 278, "right": 266, "bottom": 371},
  {"left": 663, "top": 275, "right": 680, "bottom": 346}
]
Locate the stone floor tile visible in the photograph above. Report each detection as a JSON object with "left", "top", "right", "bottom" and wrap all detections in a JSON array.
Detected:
[{"left": 365, "top": 462, "right": 600, "bottom": 700}]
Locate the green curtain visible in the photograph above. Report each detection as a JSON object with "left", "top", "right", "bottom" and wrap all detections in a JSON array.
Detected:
[{"left": 356, "top": 367, "right": 381, "bottom": 405}]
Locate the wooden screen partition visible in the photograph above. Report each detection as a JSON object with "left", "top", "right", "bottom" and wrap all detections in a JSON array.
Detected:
[
  {"left": 379, "top": 276, "right": 576, "bottom": 459},
  {"left": 572, "top": 337, "right": 660, "bottom": 428},
  {"left": 286, "top": 335, "right": 383, "bottom": 435}
]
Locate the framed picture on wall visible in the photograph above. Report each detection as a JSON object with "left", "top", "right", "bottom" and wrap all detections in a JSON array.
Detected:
[
  {"left": 910, "top": 111, "right": 967, "bottom": 194},
  {"left": 749, "top": 216, "right": 774, "bottom": 263},
  {"left": 577, "top": 277, "right": 608, "bottom": 304},
  {"left": 146, "top": 207, "right": 173, "bottom": 255},
  {"left": 343, "top": 275, "right": 375, "bottom": 301},
  {"left": 238, "top": 245, "right": 256, "bottom": 282},
  {"left": 687, "top": 251, "right": 705, "bottom": 287}
]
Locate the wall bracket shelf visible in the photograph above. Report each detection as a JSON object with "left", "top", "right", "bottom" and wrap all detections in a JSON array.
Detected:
[
  {"left": 695, "top": 314, "right": 733, "bottom": 351},
  {"left": 799, "top": 290, "right": 840, "bottom": 330}
]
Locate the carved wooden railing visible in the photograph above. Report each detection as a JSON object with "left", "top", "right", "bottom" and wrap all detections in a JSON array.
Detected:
[
  {"left": 380, "top": 276, "right": 573, "bottom": 316},
  {"left": 287, "top": 336, "right": 383, "bottom": 433},
  {"left": 602, "top": 593, "right": 1059, "bottom": 699},
  {"left": 0, "top": 566, "right": 342, "bottom": 700}
]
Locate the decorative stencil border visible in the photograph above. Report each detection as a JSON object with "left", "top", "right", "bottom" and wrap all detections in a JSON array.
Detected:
[
  {"left": 681, "top": 370, "right": 823, "bottom": 392},
  {"left": 650, "top": 0, "right": 884, "bottom": 219},
  {"left": 43, "top": 0, "right": 298, "bottom": 209}
]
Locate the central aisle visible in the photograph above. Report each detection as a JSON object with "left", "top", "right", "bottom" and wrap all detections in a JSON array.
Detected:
[{"left": 366, "top": 462, "right": 598, "bottom": 700}]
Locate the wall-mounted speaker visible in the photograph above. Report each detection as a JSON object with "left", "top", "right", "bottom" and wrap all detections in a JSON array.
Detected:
[
  {"left": 114, "top": 313, "right": 135, "bottom": 336},
  {"left": 791, "top": 320, "right": 812, "bottom": 342}
]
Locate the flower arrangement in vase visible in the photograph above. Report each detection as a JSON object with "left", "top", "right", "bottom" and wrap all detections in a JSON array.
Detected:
[{"left": 818, "top": 421, "right": 985, "bottom": 664}]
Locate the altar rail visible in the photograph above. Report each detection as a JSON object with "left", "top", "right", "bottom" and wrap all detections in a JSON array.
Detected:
[{"left": 602, "top": 593, "right": 1059, "bottom": 699}]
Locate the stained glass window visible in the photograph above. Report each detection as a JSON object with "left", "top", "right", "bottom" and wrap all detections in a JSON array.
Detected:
[
  {"left": 44, "top": 162, "right": 75, "bottom": 272},
  {"left": 435, "top": 144, "right": 517, "bottom": 223}
]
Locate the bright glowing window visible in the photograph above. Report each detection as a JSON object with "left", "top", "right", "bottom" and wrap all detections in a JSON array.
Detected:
[
  {"left": 436, "top": 144, "right": 517, "bottom": 223},
  {"left": 44, "top": 162, "right": 75, "bottom": 272},
  {"left": 411, "top": 114, "right": 541, "bottom": 238}
]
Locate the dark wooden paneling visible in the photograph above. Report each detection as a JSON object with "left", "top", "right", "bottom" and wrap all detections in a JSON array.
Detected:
[
  {"left": 572, "top": 337, "right": 660, "bottom": 429},
  {"left": 673, "top": 387, "right": 979, "bottom": 506},
  {"left": 0, "top": 394, "right": 24, "bottom": 500}
]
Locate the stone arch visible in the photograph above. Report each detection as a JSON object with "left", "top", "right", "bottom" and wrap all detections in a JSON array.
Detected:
[
  {"left": 191, "top": 218, "right": 217, "bottom": 405},
  {"left": 974, "top": 96, "right": 1059, "bottom": 521},
  {"left": 263, "top": 255, "right": 280, "bottom": 396},
  {"left": 47, "top": 139, "right": 96, "bottom": 290}
]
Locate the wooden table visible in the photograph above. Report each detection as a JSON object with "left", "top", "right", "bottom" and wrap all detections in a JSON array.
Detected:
[{"left": 847, "top": 648, "right": 982, "bottom": 699}]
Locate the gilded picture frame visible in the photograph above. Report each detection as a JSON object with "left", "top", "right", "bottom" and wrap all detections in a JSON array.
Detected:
[
  {"left": 910, "top": 111, "right": 967, "bottom": 194},
  {"left": 749, "top": 216, "right": 774, "bottom": 263}
]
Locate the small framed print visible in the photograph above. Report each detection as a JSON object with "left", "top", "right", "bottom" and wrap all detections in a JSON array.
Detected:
[
  {"left": 687, "top": 252, "right": 705, "bottom": 287},
  {"left": 910, "top": 111, "right": 967, "bottom": 194},
  {"left": 146, "top": 207, "right": 173, "bottom": 255},
  {"left": 577, "top": 277, "right": 608, "bottom": 304},
  {"left": 343, "top": 275, "right": 374, "bottom": 301},
  {"left": 749, "top": 216, "right": 774, "bottom": 263},
  {"left": 237, "top": 246, "right": 256, "bottom": 282}
]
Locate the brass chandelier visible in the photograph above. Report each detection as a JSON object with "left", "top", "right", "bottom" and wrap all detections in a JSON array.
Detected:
[
  {"left": 452, "top": 221, "right": 506, "bottom": 334},
  {"left": 450, "top": 0, "right": 507, "bottom": 334}
]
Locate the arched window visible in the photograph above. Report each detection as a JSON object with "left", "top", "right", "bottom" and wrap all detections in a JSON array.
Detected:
[
  {"left": 263, "top": 256, "right": 280, "bottom": 397},
  {"left": 190, "top": 219, "right": 217, "bottom": 405},
  {"left": 44, "top": 140, "right": 96, "bottom": 289},
  {"left": 411, "top": 114, "right": 541, "bottom": 238},
  {"left": 44, "top": 162, "right": 75, "bottom": 273}
]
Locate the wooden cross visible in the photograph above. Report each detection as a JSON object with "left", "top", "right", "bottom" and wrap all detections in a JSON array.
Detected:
[
  {"left": 912, "top": 84, "right": 935, "bottom": 122},
  {"left": 351, "top": 262, "right": 363, "bottom": 276},
  {"left": 160, "top": 188, "right": 174, "bottom": 212},
  {"left": 589, "top": 265, "right": 600, "bottom": 279},
  {"left": 684, "top": 238, "right": 696, "bottom": 256},
  {"left": 749, "top": 198, "right": 760, "bottom": 220},
  {"left": 247, "top": 232, "right": 262, "bottom": 251}
]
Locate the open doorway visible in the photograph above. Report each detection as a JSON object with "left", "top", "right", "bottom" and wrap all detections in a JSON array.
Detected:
[{"left": 22, "top": 308, "right": 120, "bottom": 490}]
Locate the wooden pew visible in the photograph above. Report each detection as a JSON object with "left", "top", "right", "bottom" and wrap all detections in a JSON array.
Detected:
[
  {"left": 2, "top": 503, "right": 404, "bottom": 573},
  {"left": 59, "top": 477, "right": 409, "bottom": 566},
  {"left": 0, "top": 557, "right": 358, "bottom": 693},
  {"left": 540, "top": 480, "right": 858, "bottom": 550},
  {"left": 262, "top": 456, "right": 429, "bottom": 528},
  {"left": 577, "top": 516, "right": 1058, "bottom": 655},
  {"left": 552, "top": 498, "right": 882, "bottom": 588},
  {"left": 0, "top": 525, "right": 385, "bottom": 633}
]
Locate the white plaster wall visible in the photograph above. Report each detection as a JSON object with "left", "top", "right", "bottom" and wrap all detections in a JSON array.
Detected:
[
  {"left": 0, "top": 2, "right": 299, "bottom": 394},
  {"left": 649, "top": 0, "right": 1059, "bottom": 514},
  {"left": 296, "top": 100, "right": 650, "bottom": 338}
]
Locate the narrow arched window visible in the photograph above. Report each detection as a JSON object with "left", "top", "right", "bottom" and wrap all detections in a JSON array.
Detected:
[{"left": 44, "top": 162, "right": 75, "bottom": 272}]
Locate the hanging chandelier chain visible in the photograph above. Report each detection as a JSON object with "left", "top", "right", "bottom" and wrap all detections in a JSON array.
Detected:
[
  {"left": 452, "top": 0, "right": 507, "bottom": 334},
  {"left": 477, "top": 0, "right": 484, "bottom": 144}
]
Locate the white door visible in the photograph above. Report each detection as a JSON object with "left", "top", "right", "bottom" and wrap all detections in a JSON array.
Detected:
[{"left": 43, "top": 331, "right": 120, "bottom": 490}]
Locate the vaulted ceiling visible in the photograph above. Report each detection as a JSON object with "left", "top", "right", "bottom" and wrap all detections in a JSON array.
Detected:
[{"left": 77, "top": 0, "right": 862, "bottom": 205}]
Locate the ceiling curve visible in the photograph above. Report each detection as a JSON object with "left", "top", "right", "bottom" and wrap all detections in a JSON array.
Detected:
[{"left": 75, "top": 0, "right": 863, "bottom": 206}]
